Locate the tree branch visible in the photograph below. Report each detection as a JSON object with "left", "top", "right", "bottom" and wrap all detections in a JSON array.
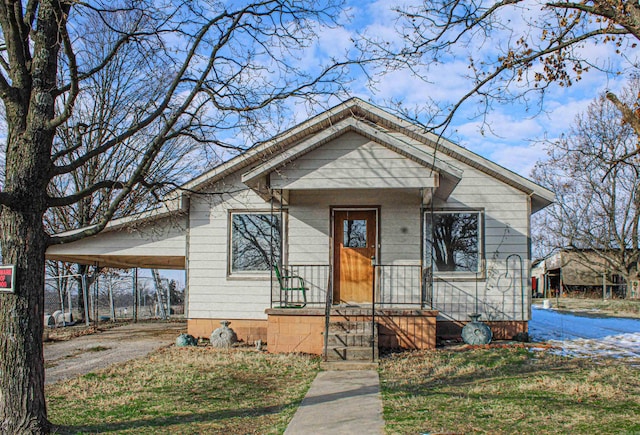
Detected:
[
  {"left": 47, "top": 180, "right": 125, "bottom": 208},
  {"left": 46, "top": 17, "right": 79, "bottom": 130},
  {"left": 51, "top": 8, "right": 225, "bottom": 176}
]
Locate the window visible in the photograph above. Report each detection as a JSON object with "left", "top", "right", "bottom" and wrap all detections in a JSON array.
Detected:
[
  {"left": 230, "top": 212, "right": 281, "bottom": 274},
  {"left": 424, "top": 210, "right": 481, "bottom": 273},
  {"left": 343, "top": 219, "right": 367, "bottom": 248}
]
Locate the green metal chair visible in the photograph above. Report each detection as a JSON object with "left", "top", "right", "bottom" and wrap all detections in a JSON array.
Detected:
[{"left": 273, "top": 264, "right": 307, "bottom": 308}]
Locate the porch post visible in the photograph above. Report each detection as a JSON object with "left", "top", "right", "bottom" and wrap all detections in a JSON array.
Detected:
[
  {"left": 270, "top": 193, "right": 274, "bottom": 308},
  {"left": 133, "top": 268, "right": 138, "bottom": 322}
]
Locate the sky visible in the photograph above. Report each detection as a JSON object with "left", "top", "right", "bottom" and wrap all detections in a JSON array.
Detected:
[{"left": 290, "top": 0, "right": 632, "bottom": 179}]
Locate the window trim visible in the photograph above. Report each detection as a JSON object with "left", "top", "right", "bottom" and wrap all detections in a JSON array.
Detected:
[
  {"left": 423, "top": 208, "right": 485, "bottom": 279},
  {"left": 227, "top": 209, "right": 286, "bottom": 278}
]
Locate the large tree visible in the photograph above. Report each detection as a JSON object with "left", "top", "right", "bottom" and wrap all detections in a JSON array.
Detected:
[
  {"left": 531, "top": 79, "right": 640, "bottom": 287},
  {"left": 362, "top": 0, "right": 640, "bottom": 161},
  {"left": 0, "top": 1, "right": 351, "bottom": 432}
]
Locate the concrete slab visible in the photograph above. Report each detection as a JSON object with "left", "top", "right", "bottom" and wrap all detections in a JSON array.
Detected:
[{"left": 285, "top": 370, "right": 384, "bottom": 435}]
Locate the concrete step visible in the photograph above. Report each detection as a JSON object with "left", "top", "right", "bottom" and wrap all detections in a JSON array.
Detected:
[
  {"left": 327, "top": 346, "right": 378, "bottom": 362},
  {"left": 327, "top": 332, "right": 372, "bottom": 347},
  {"left": 320, "top": 361, "right": 379, "bottom": 371},
  {"left": 328, "top": 321, "right": 374, "bottom": 334},
  {"left": 330, "top": 307, "right": 374, "bottom": 318}
]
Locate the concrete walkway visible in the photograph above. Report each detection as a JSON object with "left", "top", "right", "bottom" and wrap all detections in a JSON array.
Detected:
[{"left": 285, "top": 370, "right": 385, "bottom": 434}]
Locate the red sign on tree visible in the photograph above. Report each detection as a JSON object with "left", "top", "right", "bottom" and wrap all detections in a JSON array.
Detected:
[{"left": 0, "top": 266, "right": 15, "bottom": 293}]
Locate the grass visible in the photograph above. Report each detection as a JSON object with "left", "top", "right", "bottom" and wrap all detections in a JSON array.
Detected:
[
  {"left": 49, "top": 345, "right": 640, "bottom": 435},
  {"left": 47, "top": 319, "right": 640, "bottom": 434},
  {"left": 47, "top": 347, "right": 321, "bottom": 434},
  {"left": 380, "top": 346, "right": 640, "bottom": 434}
]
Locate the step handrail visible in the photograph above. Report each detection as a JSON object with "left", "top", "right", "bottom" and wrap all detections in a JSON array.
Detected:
[{"left": 323, "top": 266, "right": 333, "bottom": 361}]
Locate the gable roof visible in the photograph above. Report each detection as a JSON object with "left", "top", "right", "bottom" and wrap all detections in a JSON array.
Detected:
[
  {"left": 177, "top": 98, "right": 554, "bottom": 212},
  {"left": 240, "top": 117, "right": 463, "bottom": 198}
]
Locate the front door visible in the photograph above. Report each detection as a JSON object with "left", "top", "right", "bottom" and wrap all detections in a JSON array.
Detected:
[{"left": 333, "top": 209, "right": 377, "bottom": 304}]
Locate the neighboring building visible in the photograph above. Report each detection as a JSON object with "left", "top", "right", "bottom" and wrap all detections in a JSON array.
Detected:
[
  {"left": 532, "top": 250, "right": 640, "bottom": 299},
  {"left": 47, "top": 98, "right": 554, "bottom": 357}
]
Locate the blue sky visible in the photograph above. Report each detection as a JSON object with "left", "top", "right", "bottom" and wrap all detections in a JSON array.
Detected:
[{"left": 290, "top": 0, "right": 631, "bottom": 178}]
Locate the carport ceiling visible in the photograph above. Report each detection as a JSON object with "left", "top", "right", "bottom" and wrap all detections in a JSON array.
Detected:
[{"left": 45, "top": 254, "right": 185, "bottom": 270}]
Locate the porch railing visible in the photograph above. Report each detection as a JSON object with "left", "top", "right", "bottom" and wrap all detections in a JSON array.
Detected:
[
  {"left": 271, "top": 264, "right": 331, "bottom": 308},
  {"left": 431, "top": 277, "right": 521, "bottom": 321},
  {"left": 271, "top": 263, "right": 523, "bottom": 321},
  {"left": 374, "top": 264, "right": 424, "bottom": 308}
]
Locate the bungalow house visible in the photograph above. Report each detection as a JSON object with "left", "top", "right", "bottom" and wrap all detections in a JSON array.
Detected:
[{"left": 46, "top": 98, "right": 554, "bottom": 359}]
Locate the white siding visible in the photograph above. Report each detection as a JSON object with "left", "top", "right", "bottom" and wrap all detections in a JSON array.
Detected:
[
  {"left": 270, "top": 131, "right": 438, "bottom": 190},
  {"left": 400, "top": 135, "right": 532, "bottom": 321},
  {"left": 187, "top": 174, "right": 275, "bottom": 320},
  {"left": 288, "top": 189, "right": 421, "bottom": 265}
]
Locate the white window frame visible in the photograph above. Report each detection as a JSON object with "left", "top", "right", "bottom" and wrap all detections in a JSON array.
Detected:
[
  {"left": 424, "top": 209, "right": 484, "bottom": 278},
  {"left": 228, "top": 210, "right": 284, "bottom": 277}
]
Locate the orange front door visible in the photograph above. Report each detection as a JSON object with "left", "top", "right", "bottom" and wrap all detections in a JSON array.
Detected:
[{"left": 333, "top": 210, "right": 377, "bottom": 304}]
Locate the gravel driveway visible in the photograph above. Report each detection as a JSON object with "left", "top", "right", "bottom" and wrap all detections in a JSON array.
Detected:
[{"left": 44, "top": 321, "right": 186, "bottom": 385}]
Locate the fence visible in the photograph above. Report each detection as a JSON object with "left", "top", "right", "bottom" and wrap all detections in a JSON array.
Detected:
[{"left": 44, "top": 270, "right": 185, "bottom": 327}]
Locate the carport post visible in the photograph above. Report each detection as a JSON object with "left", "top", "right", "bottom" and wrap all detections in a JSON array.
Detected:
[
  {"left": 82, "top": 274, "right": 90, "bottom": 326},
  {"left": 58, "top": 275, "right": 66, "bottom": 326},
  {"left": 133, "top": 268, "right": 138, "bottom": 322},
  {"left": 109, "top": 274, "right": 115, "bottom": 321}
]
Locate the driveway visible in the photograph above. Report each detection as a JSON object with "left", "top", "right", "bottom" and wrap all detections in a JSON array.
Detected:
[{"left": 44, "top": 321, "right": 186, "bottom": 385}]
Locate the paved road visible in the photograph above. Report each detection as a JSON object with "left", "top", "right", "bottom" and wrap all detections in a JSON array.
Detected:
[{"left": 44, "top": 321, "right": 186, "bottom": 385}]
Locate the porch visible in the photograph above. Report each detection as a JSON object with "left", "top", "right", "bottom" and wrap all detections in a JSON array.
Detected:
[{"left": 267, "top": 263, "right": 527, "bottom": 360}]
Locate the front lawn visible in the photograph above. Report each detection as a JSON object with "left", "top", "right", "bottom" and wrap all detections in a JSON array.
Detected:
[
  {"left": 380, "top": 346, "right": 640, "bottom": 434},
  {"left": 48, "top": 343, "right": 640, "bottom": 434},
  {"left": 47, "top": 347, "right": 320, "bottom": 434}
]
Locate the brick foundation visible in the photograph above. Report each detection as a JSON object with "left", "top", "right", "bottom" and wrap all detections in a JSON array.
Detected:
[
  {"left": 377, "top": 310, "right": 437, "bottom": 350},
  {"left": 188, "top": 318, "right": 267, "bottom": 344},
  {"left": 265, "top": 308, "right": 438, "bottom": 354},
  {"left": 437, "top": 320, "right": 528, "bottom": 341},
  {"left": 188, "top": 312, "right": 523, "bottom": 354},
  {"left": 266, "top": 309, "right": 326, "bottom": 354}
]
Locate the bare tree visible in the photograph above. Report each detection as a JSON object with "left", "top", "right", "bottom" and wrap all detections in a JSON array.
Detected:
[
  {"left": 45, "top": 13, "right": 210, "bottom": 318},
  {"left": 0, "top": 1, "right": 352, "bottom": 432},
  {"left": 360, "top": 0, "right": 640, "bottom": 163},
  {"left": 531, "top": 79, "right": 640, "bottom": 288}
]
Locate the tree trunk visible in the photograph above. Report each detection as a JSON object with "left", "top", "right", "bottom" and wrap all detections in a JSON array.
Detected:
[
  {"left": 0, "top": 210, "right": 49, "bottom": 433},
  {"left": 0, "top": 107, "right": 53, "bottom": 432},
  {"left": 0, "top": 1, "right": 65, "bottom": 431}
]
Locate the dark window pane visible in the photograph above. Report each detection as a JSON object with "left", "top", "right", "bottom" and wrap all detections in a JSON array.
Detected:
[
  {"left": 344, "top": 219, "right": 367, "bottom": 248},
  {"left": 425, "top": 212, "right": 479, "bottom": 272},
  {"left": 231, "top": 214, "right": 281, "bottom": 272}
]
